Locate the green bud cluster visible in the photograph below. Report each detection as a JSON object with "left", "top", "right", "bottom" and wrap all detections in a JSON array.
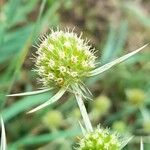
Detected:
[
  {"left": 35, "top": 30, "right": 96, "bottom": 88},
  {"left": 93, "top": 95, "right": 111, "bottom": 114},
  {"left": 42, "top": 110, "right": 63, "bottom": 129},
  {"left": 126, "top": 88, "right": 146, "bottom": 107},
  {"left": 143, "top": 120, "right": 150, "bottom": 133},
  {"left": 78, "top": 127, "right": 121, "bottom": 150},
  {"left": 90, "top": 95, "right": 111, "bottom": 120},
  {"left": 112, "top": 121, "right": 127, "bottom": 133}
]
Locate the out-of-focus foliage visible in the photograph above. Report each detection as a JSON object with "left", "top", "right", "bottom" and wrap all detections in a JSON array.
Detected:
[{"left": 0, "top": 0, "right": 149, "bottom": 149}]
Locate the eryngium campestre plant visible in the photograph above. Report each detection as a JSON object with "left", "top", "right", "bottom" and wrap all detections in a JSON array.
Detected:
[
  {"left": 78, "top": 127, "right": 121, "bottom": 150},
  {"left": 8, "top": 28, "right": 147, "bottom": 132},
  {"left": 35, "top": 30, "right": 96, "bottom": 88}
]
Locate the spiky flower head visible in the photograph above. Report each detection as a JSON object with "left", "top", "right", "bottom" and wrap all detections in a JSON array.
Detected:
[
  {"left": 78, "top": 127, "right": 121, "bottom": 150},
  {"left": 35, "top": 29, "right": 96, "bottom": 88}
]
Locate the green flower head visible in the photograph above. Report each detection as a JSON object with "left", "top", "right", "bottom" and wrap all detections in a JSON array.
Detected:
[
  {"left": 78, "top": 127, "right": 121, "bottom": 150},
  {"left": 35, "top": 29, "right": 96, "bottom": 88}
]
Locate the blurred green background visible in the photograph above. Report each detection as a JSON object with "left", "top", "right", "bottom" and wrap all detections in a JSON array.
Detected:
[{"left": 0, "top": 0, "right": 150, "bottom": 149}]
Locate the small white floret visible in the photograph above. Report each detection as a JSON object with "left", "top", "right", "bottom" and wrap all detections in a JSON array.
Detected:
[
  {"left": 82, "top": 61, "right": 88, "bottom": 67},
  {"left": 48, "top": 60, "right": 55, "bottom": 68},
  {"left": 64, "top": 41, "right": 71, "bottom": 47},
  {"left": 70, "top": 71, "right": 78, "bottom": 77},
  {"left": 71, "top": 56, "right": 78, "bottom": 63},
  {"left": 48, "top": 73, "right": 54, "bottom": 79},
  {"left": 59, "top": 66, "right": 66, "bottom": 73}
]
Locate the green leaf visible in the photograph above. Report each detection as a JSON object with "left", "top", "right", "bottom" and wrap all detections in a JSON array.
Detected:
[
  {"left": 123, "top": 3, "right": 150, "bottom": 27},
  {"left": 105, "top": 106, "right": 137, "bottom": 125},
  {"left": 3, "top": 0, "right": 39, "bottom": 28},
  {"left": 101, "top": 21, "right": 128, "bottom": 64},
  {"left": 87, "top": 21, "right": 128, "bottom": 85},
  {"left": 1, "top": 0, "right": 47, "bottom": 110},
  {"left": 140, "top": 107, "right": 150, "bottom": 121},
  {"left": 8, "top": 128, "right": 80, "bottom": 149},
  {"left": 2, "top": 92, "right": 52, "bottom": 122},
  {"left": 4, "top": 0, "right": 21, "bottom": 25},
  {"left": 0, "top": 25, "right": 34, "bottom": 63}
]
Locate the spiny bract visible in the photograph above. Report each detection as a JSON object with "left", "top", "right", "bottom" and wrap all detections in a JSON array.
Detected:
[
  {"left": 35, "top": 29, "right": 96, "bottom": 88},
  {"left": 78, "top": 127, "right": 121, "bottom": 150}
]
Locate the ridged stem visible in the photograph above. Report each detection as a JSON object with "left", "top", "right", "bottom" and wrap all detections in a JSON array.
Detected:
[{"left": 75, "top": 93, "right": 93, "bottom": 132}]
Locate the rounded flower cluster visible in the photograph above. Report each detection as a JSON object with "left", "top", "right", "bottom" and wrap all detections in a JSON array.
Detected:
[
  {"left": 126, "top": 88, "right": 146, "bottom": 107},
  {"left": 42, "top": 110, "right": 63, "bottom": 129},
  {"left": 78, "top": 128, "right": 121, "bottom": 150},
  {"left": 35, "top": 30, "right": 96, "bottom": 88},
  {"left": 112, "top": 121, "right": 127, "bottom": 133},
  {"left": 93, "top": 95, "right": 111, "bottom": 114}
]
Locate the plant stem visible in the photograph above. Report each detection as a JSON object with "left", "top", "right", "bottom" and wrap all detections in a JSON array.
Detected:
[{"left": 75, "top": 93, "right": 93, "bottom": 132}]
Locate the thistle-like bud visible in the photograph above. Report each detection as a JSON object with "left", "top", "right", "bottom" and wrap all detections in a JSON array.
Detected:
[
  {"left": 143, "top": 120, "right": 150, "bottom": 133},
  {"left": 90, "top": 95, "right": 111, "bottom": 120},
  {"left": 72, "top": 108, "right": 81, "bottom": 119},
  {"left": 78, "top": 127, "right": 121, "bottom": 150},
  {"left": 35, "top": 29, "right": 96, "bottom": 88},
  {"left": 92, "top": 95, "right": 111, "bottom": 114},
  {"left": 126, "top": 88, "right": 146, "bottom": 107},
  {"left": 42, "top": 110, "right": 63, "bottom": 129},
  {"left": 112, "top": 121, "right": 127, "bottom": 133}
]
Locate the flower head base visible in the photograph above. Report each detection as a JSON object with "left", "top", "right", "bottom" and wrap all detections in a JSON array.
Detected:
[
  {"left": 35, "top": 29, "right": 96, "bottom": 88},
  {"left": 78, "top": 127, "right": 121, "bottom": 150}
]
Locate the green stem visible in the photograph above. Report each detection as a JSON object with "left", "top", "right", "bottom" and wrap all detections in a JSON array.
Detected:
[{"left": 75, "top": 93, "right": 93, "bottom": 132}]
